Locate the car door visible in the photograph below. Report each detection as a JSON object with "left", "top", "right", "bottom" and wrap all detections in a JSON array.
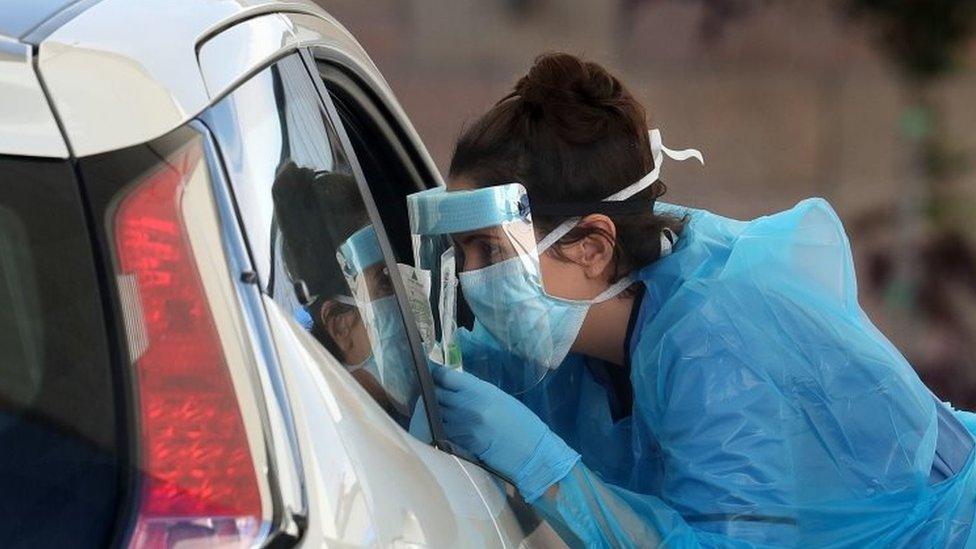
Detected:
[
  {"left": 302, "top": 43, "right": 566, "bottom": 549},
  {"left": 196, "top": 49, "right": 523, "bottom": 547}
]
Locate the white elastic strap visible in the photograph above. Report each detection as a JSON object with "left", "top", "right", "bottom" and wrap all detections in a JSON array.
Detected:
[
  {"left": 334, "top": 294, "right": 357, "bottom": 307},
  {"left": 536, "top": 129, "right": 703, "bottom": 253},
  {"left": 588, "top": 274, "right": 638, "bottom": 304}
]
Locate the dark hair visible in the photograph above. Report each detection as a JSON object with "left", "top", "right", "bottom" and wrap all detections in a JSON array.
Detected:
[
  {"left": 449, "top": 53, "right": 685, "bottom": 280},
  {"left": 272, "top": 164, "right": 368, "bottom": 299},
  {"left": 272, "top": 164, "right": 367, "bottom": 361}
]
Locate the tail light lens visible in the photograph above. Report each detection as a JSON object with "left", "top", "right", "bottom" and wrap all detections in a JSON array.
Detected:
[{"left": 113, "top": 138, "right": 269, "bottom": 548}]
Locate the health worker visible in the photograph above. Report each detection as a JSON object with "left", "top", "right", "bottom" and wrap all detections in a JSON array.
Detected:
[{"left": 406, "top": 53, "right": 976, "bottom": 547}]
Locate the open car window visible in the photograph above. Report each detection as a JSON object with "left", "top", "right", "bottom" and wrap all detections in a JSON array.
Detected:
[{"left": 199, "top": 53, "right": 425, "bottom": 431}]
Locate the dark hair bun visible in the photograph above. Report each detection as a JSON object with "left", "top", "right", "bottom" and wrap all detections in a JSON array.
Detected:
[{"left": 513, "top": 53, "right": 635, "bottom": 144}]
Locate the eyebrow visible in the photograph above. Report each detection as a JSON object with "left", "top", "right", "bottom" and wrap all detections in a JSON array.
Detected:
[{"left": 456, "top": 231, "right": 499, "bottom": 246}]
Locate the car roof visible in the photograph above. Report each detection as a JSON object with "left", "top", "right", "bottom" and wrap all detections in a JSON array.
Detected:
[
  {"left": 0, "top": 0, "right": 80, "bottom": 41},
  {"left": 2, "top": 0, "right": 385, "bottom": 159}
]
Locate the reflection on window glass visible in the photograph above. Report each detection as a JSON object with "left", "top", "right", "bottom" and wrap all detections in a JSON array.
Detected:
[{"left": 203, "top": 54, "right": 421, "bottom": 430}]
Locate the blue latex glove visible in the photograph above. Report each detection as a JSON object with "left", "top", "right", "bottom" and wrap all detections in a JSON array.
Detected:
[{"left": 432, "top": 365, "right": 580, "bottom": 501}]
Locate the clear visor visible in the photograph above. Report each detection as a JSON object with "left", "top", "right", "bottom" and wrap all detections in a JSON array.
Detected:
[
  {"left": 408, "top": 184, "right": 562, "bottom": 394},
  {"left": 334, "top": 225, "right": 420, "bottom": 416}
]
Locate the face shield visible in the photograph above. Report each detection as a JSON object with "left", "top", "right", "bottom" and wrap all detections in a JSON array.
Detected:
[
  {"left": 409, "top": 184, "right": 561, "bottom": 393},
  {"left": 336, "top": 225, "right": 419, "bottom": 415},
  {"left": 407, "top": 129, "right": 703, "bottom": 395}
]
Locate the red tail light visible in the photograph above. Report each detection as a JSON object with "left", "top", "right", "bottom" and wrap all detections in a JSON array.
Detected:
[{"left": 113, "top": 139, "right": 266, "bottom": 547}]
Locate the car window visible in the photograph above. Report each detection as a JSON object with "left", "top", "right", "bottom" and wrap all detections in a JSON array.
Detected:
[
  {"left": 315, "top": 61, "right": 486, "bottom": 450},
  {"left": 317, "top": 62, "right": 448, "bottom": 357},
  {"left": 318, "top": 65, "right": 429, "bottom": 266},
  {"left": 200, "top": 53, "right": 424, "bottom": 430},
  {"left": 0, "top": 156, "right": 120, "bottom": 548}
]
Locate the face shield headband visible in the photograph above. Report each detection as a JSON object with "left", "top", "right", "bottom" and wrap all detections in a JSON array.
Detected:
[
  {"left": 407, "top": 128, "right": 703, "bottom": 281},
  {"left": 534, "top": 128, "right": 703, "bottom": 254}
]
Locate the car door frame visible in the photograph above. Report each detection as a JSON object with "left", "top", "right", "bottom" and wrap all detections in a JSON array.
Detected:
[
  {"left": 197, "top": 42, "right": 529, "bottom": 546},
  {"left": 196, "top": 11, "right": 556, "bottom": 544},
  {"left": 301, "top": 37, "right": 568, "bottom": 536},
  {"left": 294, "top": 47, "right": 451, "bottom": 451}
]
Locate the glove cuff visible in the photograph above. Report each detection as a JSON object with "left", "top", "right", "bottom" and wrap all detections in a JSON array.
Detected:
[{"left": 515, "top": 429, "right": 580, "bottom": 503}]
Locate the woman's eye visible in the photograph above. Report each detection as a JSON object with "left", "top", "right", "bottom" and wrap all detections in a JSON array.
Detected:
[{"left": 480, "top": 241, "right": 498, "bottom": 261}]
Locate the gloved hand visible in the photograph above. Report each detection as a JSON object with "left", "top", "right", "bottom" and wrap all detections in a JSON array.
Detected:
[{"left": 431, "top": 365, "right": 580, "bottom": 502}]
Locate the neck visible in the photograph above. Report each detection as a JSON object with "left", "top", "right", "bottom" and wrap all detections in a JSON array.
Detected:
[{"left": 572, "top": 291, "right": 637, "bottom": 366}]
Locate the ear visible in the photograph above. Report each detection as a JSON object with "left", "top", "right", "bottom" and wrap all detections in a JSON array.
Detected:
[
  {"left": 569, "top": 214, "right": 617, "bottom": 279},
  {"left": 320, "top": 301, "right": 355, "bottom": 355}
]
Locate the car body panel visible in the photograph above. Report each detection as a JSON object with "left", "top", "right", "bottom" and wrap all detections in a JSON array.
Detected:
[
  {"left": 4, "top": 0, "right": 560, "bottom": 545},
  {"left": 0, "top": 38, "right": 67, "bottom": 157},
  {"left": 180, "top": 141, "right": 277, "bottom": 525},
  {"left": 264, "top": 299, "right": 507, "bottom": 547},
  {"left": 197, "top": 13, "right": 297, "bottom": 100},
  {"left": 196, "top": 121, "right": 308, "bottom": 535},
  {"left": 0, "top": 0, "right": 78, "bottom": 40},
  {"left": 35, "top": 0, "right": 350, "bottom": 157}
]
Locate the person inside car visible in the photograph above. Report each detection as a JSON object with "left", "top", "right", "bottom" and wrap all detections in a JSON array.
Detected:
[{"left": 272, "top": 164, "right": 418, "bottom": 426}]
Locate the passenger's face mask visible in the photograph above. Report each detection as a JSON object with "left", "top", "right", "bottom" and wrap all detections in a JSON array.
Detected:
[
  {"left": 407, "top": 129, "right": 702, "bottom": 393},
  {"left": 336, "top": 225, "right": 420, "bottom": 415},
  {"left": 353, "top": 294, "right": 418, "bottom": 414}
]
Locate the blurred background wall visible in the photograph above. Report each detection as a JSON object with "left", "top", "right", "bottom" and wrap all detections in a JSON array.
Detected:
[{"left": 316, "top": 0, "right": 976, "bottom": 407}]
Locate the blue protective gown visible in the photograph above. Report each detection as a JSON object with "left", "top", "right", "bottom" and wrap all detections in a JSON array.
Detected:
[{"left": 463, "top": 198, "right": 976, "bottom": 548}]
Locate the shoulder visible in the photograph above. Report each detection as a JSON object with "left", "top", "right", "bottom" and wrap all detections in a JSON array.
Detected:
[
  {"left": 666, "top": 198, "right": 857, "bottom": 315},
  {"left": 635, "top": 198, "right": 864, "bottom": 366},
  {"left": 727, "top": 198, "right": 857, "bottom": 309},
  {"left": 637, "top": 200, "right": 863, "bottom": 381}
]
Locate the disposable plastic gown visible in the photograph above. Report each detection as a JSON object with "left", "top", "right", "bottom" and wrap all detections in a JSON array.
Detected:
[{"left": 458, "top": 199, "right": 976, "bottom": 547}]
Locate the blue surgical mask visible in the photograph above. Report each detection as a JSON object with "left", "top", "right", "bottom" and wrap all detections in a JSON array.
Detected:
[
  {"left": 458, "top": 256, "right": 635, "bottom": 379},
  {"left": 360, "top": 295, "right": 420, "bottom": 415}
]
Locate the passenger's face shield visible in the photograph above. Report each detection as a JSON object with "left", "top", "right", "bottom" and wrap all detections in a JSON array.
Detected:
[
  {"left": 335, "top": 225, "right": 419, "bottom": 415},
  {"left": 337, "top": 225, "right": 394, "bottom": 303}
]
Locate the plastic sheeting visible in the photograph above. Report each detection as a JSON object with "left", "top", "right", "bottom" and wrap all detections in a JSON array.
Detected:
[{"left": 458, "top": 198, "right": 976, "bottom": 547}]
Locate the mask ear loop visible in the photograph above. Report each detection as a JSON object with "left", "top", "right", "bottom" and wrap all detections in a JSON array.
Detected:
[{"left": 535, "top": 129, "right": 703, "bottom": 254}]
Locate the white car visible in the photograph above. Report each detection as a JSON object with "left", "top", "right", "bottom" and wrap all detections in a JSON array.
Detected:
[{"left": 0, "top": 1, "right": 564, "bottom": 547}]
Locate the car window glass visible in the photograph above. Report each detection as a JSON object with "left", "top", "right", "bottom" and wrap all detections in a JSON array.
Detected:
[
  {"left": 201, "top": 53, "right": 423, "bottom": 430},
  {"left": 321, "top": 74, "right": 422, "bottom": 266},
  {"left": 318, "top": 66, "right": 444, "bottom": 349},
  {"left": 0, "top": 157, "right": 119, "bottom": 548}
]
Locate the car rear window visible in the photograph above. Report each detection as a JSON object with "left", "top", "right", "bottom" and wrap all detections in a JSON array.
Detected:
[{"left": 0, "top": 156, "right": 121, "bottom": 548}]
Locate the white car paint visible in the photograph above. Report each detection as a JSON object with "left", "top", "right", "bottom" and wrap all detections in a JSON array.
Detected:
[
  {"left": 4, "top": 0, "right": 569, "bottom": 545},
  {"left": 35, "top": 0, "right": 361, "bottom": 157},
  {"left": 0, "top": 37, "right": 67, "bottom": 157},
  {"left": 265, "top": 299, "right": 512, "bottom": 546}
]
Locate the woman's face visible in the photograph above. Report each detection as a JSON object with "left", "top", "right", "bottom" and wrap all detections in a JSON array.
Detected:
[{"left": 447, "top": 177, "right": 606, "bottom": 301}]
